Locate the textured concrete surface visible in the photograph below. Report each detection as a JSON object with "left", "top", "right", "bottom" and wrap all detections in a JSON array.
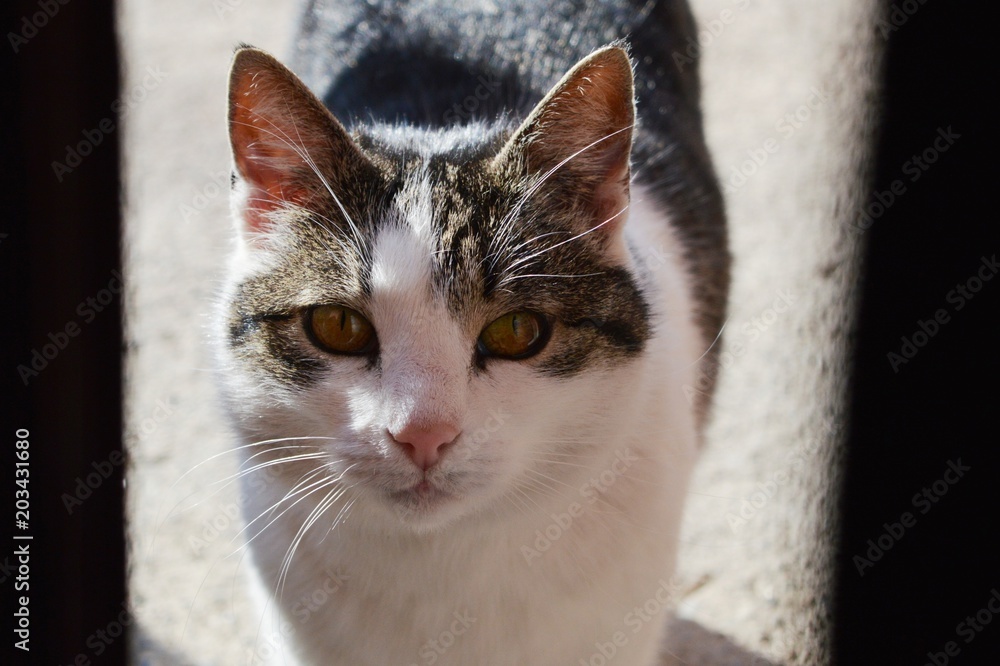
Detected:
[{"left": 123, "top": 1, "right": 878, "bottom": 664}]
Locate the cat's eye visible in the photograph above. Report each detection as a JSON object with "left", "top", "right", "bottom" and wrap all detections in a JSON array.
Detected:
[
  {"left": 307, "top": 305, "right": 377, "bottom": 355},
  {"left": 477, "top": 311, "right": 550, "bottom": 360}
]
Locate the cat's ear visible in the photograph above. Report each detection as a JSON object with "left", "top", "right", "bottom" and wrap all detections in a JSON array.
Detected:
[
  {"left": 495, "top": 45, "right": 635, "bottom": 240},
  {"left": 228, "top": 47, "right": 370, "bottom": 235}
]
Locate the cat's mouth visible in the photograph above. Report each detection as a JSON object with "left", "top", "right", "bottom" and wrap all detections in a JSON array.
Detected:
[{"left": 386, "top": 478, "right": 457, "bottom": 517}]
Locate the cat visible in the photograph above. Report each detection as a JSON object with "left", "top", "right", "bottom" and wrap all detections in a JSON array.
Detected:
[{"left": 216, "top": 0, "right": 728, "bottom": 664}]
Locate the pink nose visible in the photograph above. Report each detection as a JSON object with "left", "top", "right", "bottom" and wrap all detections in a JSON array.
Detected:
[{"left": 391, "top": 422, "right": 461, "bottom": 470}]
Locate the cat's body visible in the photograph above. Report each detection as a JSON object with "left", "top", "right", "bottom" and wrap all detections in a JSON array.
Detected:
[{"left": 216, "top": 1, "right": 727, "bottom": 664}]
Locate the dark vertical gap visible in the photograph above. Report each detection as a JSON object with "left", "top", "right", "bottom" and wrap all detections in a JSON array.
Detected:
[
  {"left": 835, "top": 0, "right": 997, "bottom": 663},
  {"left": 2, "top": 0, "right": 126, "bottom": 664}
]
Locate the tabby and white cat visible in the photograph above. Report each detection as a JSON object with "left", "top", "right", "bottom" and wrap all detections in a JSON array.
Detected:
[{"left": 216, "top": 1, "right": 727, "bottom": 664}]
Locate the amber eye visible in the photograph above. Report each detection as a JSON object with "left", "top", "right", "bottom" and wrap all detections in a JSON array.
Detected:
[
  {"left": 307, "top": 305, "right": 376, "bottom": 355},
  {"left": 477, "top": 311, "right": 549, "bottom": 360}
]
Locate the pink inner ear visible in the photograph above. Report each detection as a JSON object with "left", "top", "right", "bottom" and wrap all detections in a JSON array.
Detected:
[
  {"left": 229, "top": 63, "right": 313, "bottom": 234},
  {"left": 502, "top": 47, "right": 635, "bottom": 241},
  {"left": 228, "top": 49, "right": 376, "bottom": 239},
  {"left": 591, "top": 164, "right": 631, "bottom": 235},
  {"left": 567, "top": 123, "right": 631, "bottom": 238},
  {"left": 585, "top": 119, "right": 632, "bottom": 237},
  {"left": 232, "top": 131, "right": 308, "bottom": 233}
]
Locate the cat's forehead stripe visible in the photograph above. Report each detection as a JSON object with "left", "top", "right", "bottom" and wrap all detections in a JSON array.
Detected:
[{"left": 369, "top": 225, "right": 431, "bottom": 295}]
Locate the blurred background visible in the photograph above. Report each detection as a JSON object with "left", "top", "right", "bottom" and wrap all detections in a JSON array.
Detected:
[{"left": 4, "top": 0, "right": 996, "bottom": 664}]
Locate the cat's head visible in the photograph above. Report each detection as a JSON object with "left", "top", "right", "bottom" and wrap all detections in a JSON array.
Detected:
[{"left": 220, "top": 45, "right": 665, "bottom": 531}]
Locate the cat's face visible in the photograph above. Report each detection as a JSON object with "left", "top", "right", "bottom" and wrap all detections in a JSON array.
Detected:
[{"left": 220, "top": 47, "right": 652, "bottom": 531}]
